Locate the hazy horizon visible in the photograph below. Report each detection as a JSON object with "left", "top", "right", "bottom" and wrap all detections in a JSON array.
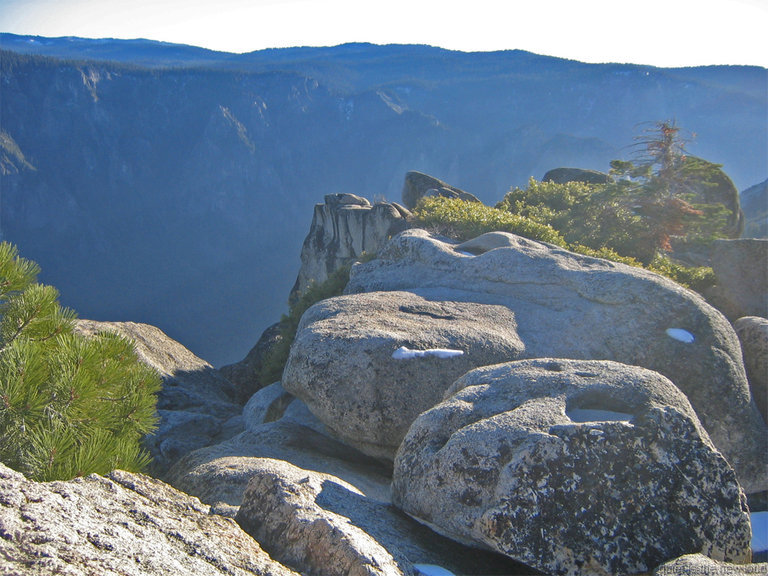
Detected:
[{"left": 1, "top": 0, "right": 767, "bottom": 68}]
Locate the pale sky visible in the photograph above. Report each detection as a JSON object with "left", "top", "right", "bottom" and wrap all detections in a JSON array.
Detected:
[{"left": 0, "top": 0, "right": 766, "bottom": 68}]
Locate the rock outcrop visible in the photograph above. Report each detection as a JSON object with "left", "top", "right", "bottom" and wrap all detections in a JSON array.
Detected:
[
  {"left": 290, "top": 193, "right": 410, "bottom": 301},
  {"left": 282, "top": 290, "right": 525, "bottom": 459},
  {"left": 735, "top": 316, "right": 768, "bottom": 424},
  {"left": 542, "top": 167, "right": 611, "bottom": 184},
  {"left": 237, "top": 458, "right": 407, "bottom": 576},
  {"left": 166, "top": 419, "right": 393, "bottom": 517},
  {"left": 0, "top": 463, "right": 297, "bottom": 576},
  {"left": 708, "top": 239, "right": 768, "bottom": 320},
  {"left": 401, "top": 170, "right": 481, "bottom": 210},
  {"left": 74, "top": 320, "right": 242, "bottom": 477},
  {"left": 234, "top": 458, "right": 530, "bottom": 576},
  {"left": 393, "top": 359, "right": 752, "bottom": 576},
  {"left": 345, "top": 229, "right": 768, "bottom": 492}
]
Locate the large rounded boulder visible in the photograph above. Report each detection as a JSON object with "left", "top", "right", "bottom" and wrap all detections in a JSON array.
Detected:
[
  {"left": 282, "top": 290, "right": 524, "bottom": 459},
  {"left": 392, "top": 359, "right": 752, "bottom": 576},
  {"left": 346, "top": 229, "right": 767, "bottom": 492}
]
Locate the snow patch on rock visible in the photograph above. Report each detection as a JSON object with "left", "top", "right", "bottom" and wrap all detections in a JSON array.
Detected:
[{"left": 392, "top": 346, "right": 464, "bottom": 360}]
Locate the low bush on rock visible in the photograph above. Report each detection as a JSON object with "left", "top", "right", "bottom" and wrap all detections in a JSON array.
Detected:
[
  {"left": 487, "top": 122, "right": 738, "bottom": 291},
  {"left": 0, "top": 242, "right": 160, "bottom": 481},
  {"left": 258, "top": 263, "right": 355, "bottom": 386},
  {"left": 412, "top": 195, "right": 566, "bottom": 246},
  {"left": 645, "top": 254, "right": 717, "bottom": 293},
  {"left": 415, "top": 194, "right": 716, "bottom": 292}
]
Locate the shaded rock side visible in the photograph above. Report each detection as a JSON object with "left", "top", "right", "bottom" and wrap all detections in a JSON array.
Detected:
[
  {"left": 0, "top": 462, "right": 297, "bottom": 576},
  {"left": 281, "top": 290, "right": 525, "bottom": 459},
  {"left": 345, "top": 229, "right": 768, "bottom": 492},
  {"left": 393, "top": 359, "right": 752, "bottom": 576},
  {"left": 741, "top": 179, "right": 768, "bottom": 239},
  {"left": 74, "top": 320, "right": 242, "bottom": 477},
  {"left": 708, "top": 239, "right": 768, "bottom": 320},
  {"left": 735, "top": 316, "right": 768, "bottom": 425},
  {"left": 219, "top": 321, "right": 283, "bottom": 403},
  {"left": 401, "top": 170, "right": 481, "bottom": 210},
  {"left": 234, "top": 458, "right": 533, "bottom": 576},
  {"left": 242, "top": 382, "right": 304, "bottom": 432},
  {"left": 290, "top": 193, "right": 410, "bottom": 301},
  {"left": 166, "top": 419, "right": 394, "bottom": 518}
]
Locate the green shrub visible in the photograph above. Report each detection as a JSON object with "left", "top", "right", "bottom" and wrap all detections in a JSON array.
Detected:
[
  {"left": 498, "top": 178, "right": 650, "bottom": 261},
  {"left": 258, "top": 263, "right": 355, "bottom": 386},
  {"left": 412, "top": 196, "right": 567, "bottom": 246},
  {"left": 569, "top": 244, "right": 715, "bottom": 290},
  {"left": 494, "top": 176, "right": 723, "bottom": 291},
  {"left": 0, "top": 242, "right": 160, "bottom": 481},
  {"left": 410, "top": 192, "right": 717, "bottom": 293},
  {"left": 646, "top": 255, "right": 716, "bottom": 292}
]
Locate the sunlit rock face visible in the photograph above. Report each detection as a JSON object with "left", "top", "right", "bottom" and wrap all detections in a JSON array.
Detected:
[
  {"left": 0, "top": 463, "right": 299, "bottom": 576},
  {"left": 290, "top": 193, "right": 409, "bottom": 301},
  {"left": 653, "top": 553, "right": 768, "bottom": 575},
  {"left": 734, "top": 316, "right": 768, "bottom": 424},
  {"left": 392, "top": 359, "right": 752, "bottom": 576},
  {"left": 234, "top": 458, "right": 526, "bottom": 576},
  {"left": 346, "top": 229, "right": 768, "bottom": 492},
  {"left": 282, "top": 290, "right": 525, "bottom": 459}
]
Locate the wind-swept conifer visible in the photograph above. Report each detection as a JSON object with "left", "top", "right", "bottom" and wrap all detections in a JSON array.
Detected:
[{"left": 0, "top": 242, "right": 160, "bottom": 480}]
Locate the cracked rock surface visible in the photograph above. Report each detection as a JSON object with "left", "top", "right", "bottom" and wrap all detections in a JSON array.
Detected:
[
  {"left": 392, "top": 359, "right": 752, "bottom": 576},
  {"left": 0, "top": 463, "right": 296, "bottom": 576}
]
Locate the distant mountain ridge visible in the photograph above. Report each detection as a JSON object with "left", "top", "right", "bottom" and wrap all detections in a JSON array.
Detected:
[{"left": 0, "top": 35, "right": 765, "bottom": 365}]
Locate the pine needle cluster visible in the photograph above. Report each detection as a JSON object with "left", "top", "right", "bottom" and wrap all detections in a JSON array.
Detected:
[{"left": 0, "top": 242, "right": 161, "bottom": 481}]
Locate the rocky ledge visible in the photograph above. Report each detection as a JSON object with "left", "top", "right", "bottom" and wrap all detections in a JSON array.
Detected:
[
  {"left": 3, "top": 175, "right": 767, "bottom": 575},
  {"left": 0, "top": 463, "right": 296, "bottom": 576}
]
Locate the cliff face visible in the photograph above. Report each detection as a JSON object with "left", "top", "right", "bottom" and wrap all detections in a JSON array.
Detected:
[
  {"left": 0, "top": 42, "right": 765, "bottom": 364},
  {"left": 0, "top": 58, "right": 444, "bottom": 364}
]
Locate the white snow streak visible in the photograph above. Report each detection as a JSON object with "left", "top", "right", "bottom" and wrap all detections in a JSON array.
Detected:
[
  {"left": 666, "top": 328, "right": 695, "bottom": 343},
  {"left": 392, "top": 346, "right": 464, "bottom": 359}
]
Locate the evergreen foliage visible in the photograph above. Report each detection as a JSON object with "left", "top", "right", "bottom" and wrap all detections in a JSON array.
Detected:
[
  {"left": 0, "top": 242, "right": 160, "bottom": 481},
  {"left": 412, "top": 196, "right": 567, "bottom": 245},
  {"left": 497, "top": 178, "right": 646, "bottom": 258},
  {"left": 610, "top": 121, "right": 739, "bottom": 252},
  {"left": 413, "top": 188, "right": 715, "bottom": 291},
  {"left": 499, "top": 121, "right": 740, "bottom": 267},
  {"left": 645, "top": 254, "right": 717, "bottom": 293}
]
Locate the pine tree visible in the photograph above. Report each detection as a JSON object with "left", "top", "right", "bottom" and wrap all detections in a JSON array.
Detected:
[
  {"left": 611, "top": 120, "right": 739, "bottom": 259},
  {"left": 0, "top": 242, "right": 160, "bottom": 481}
]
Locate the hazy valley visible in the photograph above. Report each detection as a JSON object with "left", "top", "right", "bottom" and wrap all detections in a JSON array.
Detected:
[{"left": 1, "top": 34, "right": 766, "bottom": 365}]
